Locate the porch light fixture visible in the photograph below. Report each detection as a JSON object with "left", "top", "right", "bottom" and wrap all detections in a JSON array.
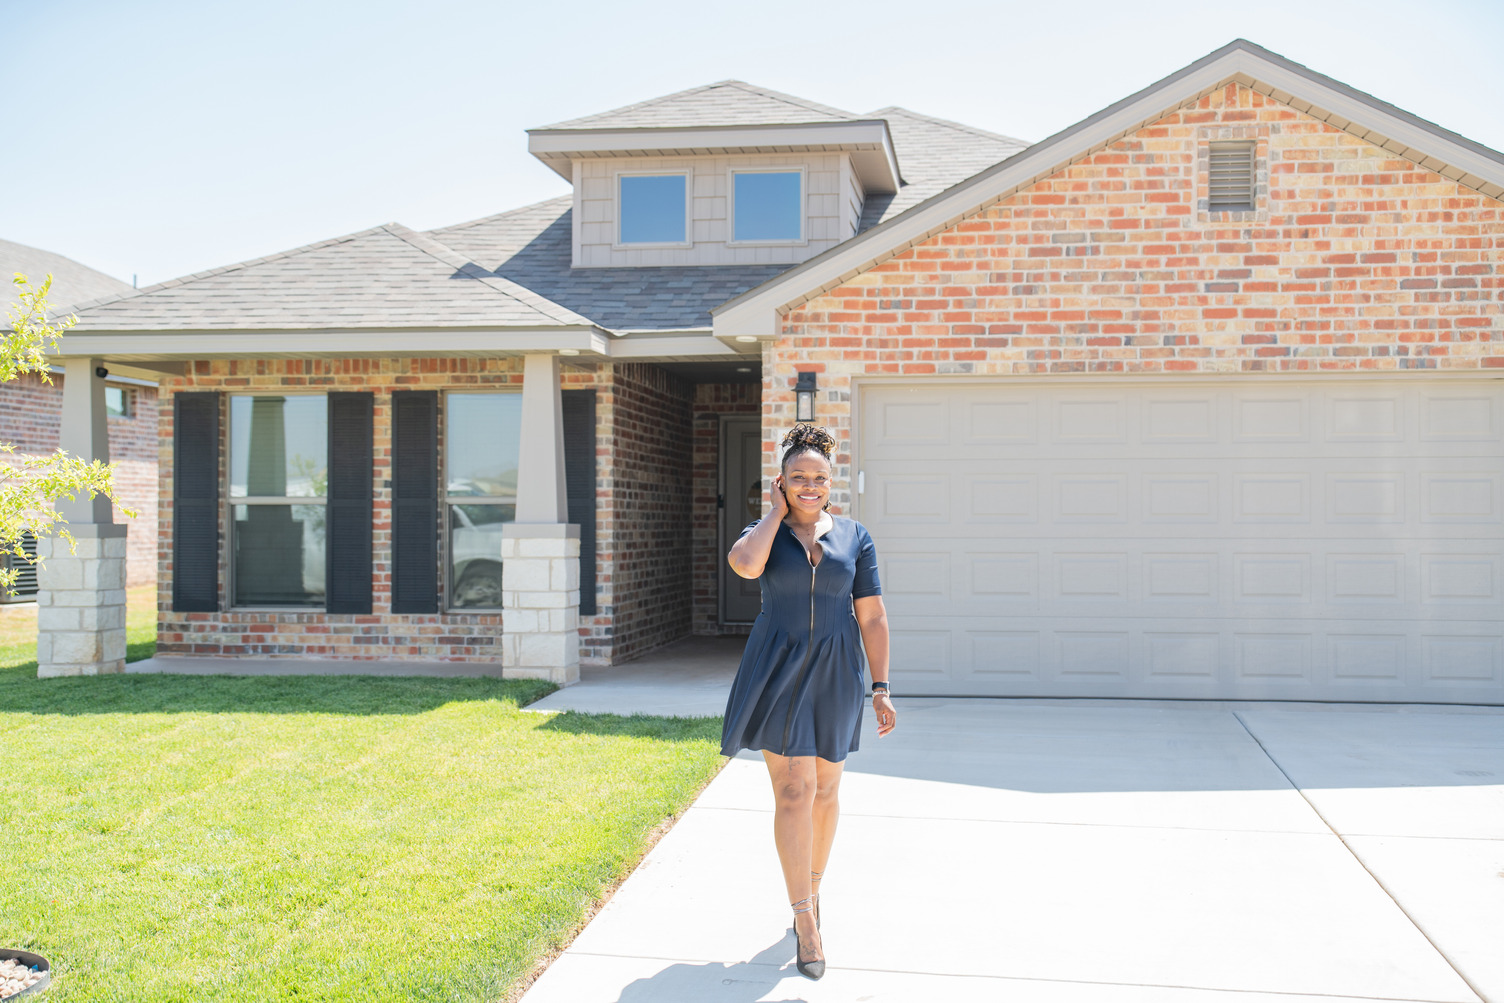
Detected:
[{"left": 795, "top": 371, "right": 817, "bottom": 422}]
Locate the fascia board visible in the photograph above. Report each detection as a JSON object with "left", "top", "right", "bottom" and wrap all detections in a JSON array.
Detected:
[
  {"left": 56, "top": 327, "right": 612, "bottom": 360},
  {"left": 606, "top": 333, "right": 755, "bottom": 359},
  {"left": 711, "top": 41, "right": 1504, "bottom": 339},
  {"left": 529, "top": 121, "right": 900, "bottom": 193},
  {"left": 1224, "top": 51, "right": 1504, "bottom": 189}
]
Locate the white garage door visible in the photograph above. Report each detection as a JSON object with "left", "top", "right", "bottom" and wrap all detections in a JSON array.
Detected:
[{"left": 858, "top": 380, "right": 1504, "bottom": 703}]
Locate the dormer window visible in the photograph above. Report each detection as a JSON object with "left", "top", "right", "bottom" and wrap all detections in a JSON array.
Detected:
[
  {"left": 730, "top": 169, "right": 804, "bottom": 243},
  {"left": 617, "top": 172, "right": 690, "bottom": 246}
]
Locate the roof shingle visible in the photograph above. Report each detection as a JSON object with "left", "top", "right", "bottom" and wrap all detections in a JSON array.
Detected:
[{"left": 537, "top": 80, "right": 860, "bottom": 131}]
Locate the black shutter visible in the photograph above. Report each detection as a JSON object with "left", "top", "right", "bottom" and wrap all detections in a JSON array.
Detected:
[
  {"left": 325, "top": 392, "right": 373, "bottom": 614},
  {"left": 390, "top": 390, "right": 438, "bottom": 614},
  {"left": 562, "top": 389, "right": 597, "bottom": 616},
  {"left": 172, "top": 391, "right": 220, "bottom": 612}
]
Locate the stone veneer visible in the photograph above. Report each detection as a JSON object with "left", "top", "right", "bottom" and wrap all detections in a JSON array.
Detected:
[
  {"left": 764, "top": 83, "right": 1503, "bottom": 499},
  {"left": 35, "top": 526, "right": 128, "bottom": 676}
]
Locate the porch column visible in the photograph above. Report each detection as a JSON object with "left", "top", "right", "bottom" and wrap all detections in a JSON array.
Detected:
[
  {"left": 500, "top": 353, "right": 580, "bottom": 685},
  {"left": 36, "top": 357, "right": 128, "bottom": 677}
]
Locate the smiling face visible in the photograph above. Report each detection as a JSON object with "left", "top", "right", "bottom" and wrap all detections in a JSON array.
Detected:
[{"left": 781, "top": 448, "right": 832, "bottom": 517}]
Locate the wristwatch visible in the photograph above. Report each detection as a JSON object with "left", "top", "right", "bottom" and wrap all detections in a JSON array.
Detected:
[{"left": 870, "top": 681, "right": 891, "bottom": 698}]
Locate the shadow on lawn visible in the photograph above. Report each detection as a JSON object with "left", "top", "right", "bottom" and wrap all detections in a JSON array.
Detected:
[{"left": 0, "top": 661, "right": 558, "bottom": 716}]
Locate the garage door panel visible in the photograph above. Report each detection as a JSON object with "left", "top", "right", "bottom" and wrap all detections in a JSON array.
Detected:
[
  {"left": 1421, "top": 391, "right": 1503, "bottom": 442},
  {"left": 1328, "top": 394, "right": 1405, "bottom": 442},
  {"left": 862, "top": 379, "right": 1504, "bottom": 702}
]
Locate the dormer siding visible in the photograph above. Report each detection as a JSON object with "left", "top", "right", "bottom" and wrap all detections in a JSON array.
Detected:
[{"left": 571, "top": 152, "right": 858, "bottom": 269}]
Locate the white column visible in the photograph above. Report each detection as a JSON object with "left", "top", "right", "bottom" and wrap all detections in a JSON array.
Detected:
[
  {"left": 37, "top": 357, "right": 129, "bottom": 677},
  {"left": 501, "top": 353, "right": 580, "bottom": 685}
]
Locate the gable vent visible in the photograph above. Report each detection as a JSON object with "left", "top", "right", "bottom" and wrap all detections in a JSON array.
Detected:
[{"left": 1208, "top": 140, "right": 1256, "bottom": 212}]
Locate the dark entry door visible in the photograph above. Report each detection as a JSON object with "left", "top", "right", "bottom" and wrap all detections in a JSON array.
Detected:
[{"left": 720, "top": 417, "right": 763, "bottom": 624}]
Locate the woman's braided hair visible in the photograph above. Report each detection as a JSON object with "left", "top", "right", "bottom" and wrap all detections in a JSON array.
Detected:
[{"left": 780, "top": 423, "right": 837, "bottom": 471}]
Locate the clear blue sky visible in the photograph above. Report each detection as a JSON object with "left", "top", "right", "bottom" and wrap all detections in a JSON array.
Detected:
[{"left": 6, "top": 0, "right": 1502, "bottom": 289}]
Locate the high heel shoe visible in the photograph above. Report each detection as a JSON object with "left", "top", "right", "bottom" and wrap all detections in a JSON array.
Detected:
[
  {"left": 810, "top": 868, "right": 823, "bottom": 930},
  {"left": 791, "top": 895, "right": 825, "bottom": 980}
]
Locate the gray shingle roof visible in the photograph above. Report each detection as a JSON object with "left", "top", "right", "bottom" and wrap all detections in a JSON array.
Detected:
[
  {"left": 68, "top": 224, "right": 594, "bottom": 331},
  {"left": 538, "top": 80, "right": 860, "bottom": 130},
  {"left": 860, "top": 107, "right": 1030, "bottom": 229},
  {"left": 430, "top": 199, "right": 787, "bottom": 331},
  {"left": 0, "top": 238, "right": 133, "bottom": 311}
]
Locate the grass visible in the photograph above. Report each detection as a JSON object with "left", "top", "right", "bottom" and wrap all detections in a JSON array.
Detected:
[{"left": 0, "top": 587, "right": 727, "bottom": 1001}]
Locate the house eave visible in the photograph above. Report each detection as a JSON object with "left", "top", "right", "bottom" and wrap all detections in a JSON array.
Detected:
[
  {"left": 55, "top": 326, "right": 613, "bottom": 361},
  {"left": 710, "top": 38, "right": 1504, "bottom": 339},
  {"left": 527, "top": 120, "right": 901, "bottom": 194}
]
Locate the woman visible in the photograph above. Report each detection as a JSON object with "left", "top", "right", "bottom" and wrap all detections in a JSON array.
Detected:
[{"left": 721, "top": 423, "right": 895, "bottom": 981}]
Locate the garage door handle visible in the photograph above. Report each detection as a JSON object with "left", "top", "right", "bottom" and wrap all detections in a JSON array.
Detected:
[{"left": 858, "top": 471, "right": 865, "bottom": 494}]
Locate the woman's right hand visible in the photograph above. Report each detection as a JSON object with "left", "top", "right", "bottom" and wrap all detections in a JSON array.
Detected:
[{"left": 769, "top": 474, "right": 790, "bottom": 520}]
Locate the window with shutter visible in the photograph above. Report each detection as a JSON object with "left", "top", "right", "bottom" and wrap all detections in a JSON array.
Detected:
[
  {"left": 326, "top": 392, "right": 374, "bottom": 614},
  {"left": 1208, "top": 140, "right": 1257, "bottom": 212},
  {"left": 391, "top": 390, "right": 439, "bottom": 614},
  {"left": 173, "top": 391, "right": 221, "bottom": 612}
]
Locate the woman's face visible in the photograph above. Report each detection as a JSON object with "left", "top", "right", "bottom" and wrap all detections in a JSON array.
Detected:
[{"left": 781, "top": 450, "right": 832, "bottom": 517}]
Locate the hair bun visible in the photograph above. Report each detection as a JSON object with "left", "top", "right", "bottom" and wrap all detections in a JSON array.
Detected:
[{"left": 780, "top": 423, "right": 836, "bottom": 458}]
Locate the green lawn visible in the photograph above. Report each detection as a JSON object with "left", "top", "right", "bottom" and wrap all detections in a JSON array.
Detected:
[{"left": 0, "top": 590, "right": 725, "bottom": 1002}]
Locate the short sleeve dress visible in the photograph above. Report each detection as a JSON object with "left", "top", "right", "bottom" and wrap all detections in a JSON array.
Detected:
[{"left": 720, "top": 513, "right": 882, "bottom": 762}]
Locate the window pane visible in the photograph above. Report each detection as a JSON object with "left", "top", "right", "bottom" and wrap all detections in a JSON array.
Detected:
[
  {"left": 233, "top": 504, "right": 326, "bottom": 606},
  {"left": 619, "top": 174, "right": 686, "bottom": 244},
  {"left": 450, "top": 503, "right": 512, "bottom": 609},
  {"left": 446, "top": 393, "right": 522, "bottom": 499},
  {"left": 104, "top": 386, "right": 128, "bottom": 417},
  {"left": 229, "top": 396, "right": 327, "bottom": 498},
  {"left": 734, "top": 171, "right": 801, "bottom": 241}
]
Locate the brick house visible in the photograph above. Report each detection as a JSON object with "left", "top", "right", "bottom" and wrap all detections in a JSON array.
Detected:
[
  {"left": 47, "top": 40, "right": 1504, "bottom": 703},
  {"left": 0, "top": 239, "right": 159, "bottom": 596}
]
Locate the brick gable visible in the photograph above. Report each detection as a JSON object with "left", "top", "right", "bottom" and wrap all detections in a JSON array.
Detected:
[{"left": 769, "top": 83, "right": 1504, "bottom": 509}]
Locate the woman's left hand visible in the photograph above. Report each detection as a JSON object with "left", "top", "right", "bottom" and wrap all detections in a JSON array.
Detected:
[{"left": 873, "top": 693, "right": 896, "bottom": 737}]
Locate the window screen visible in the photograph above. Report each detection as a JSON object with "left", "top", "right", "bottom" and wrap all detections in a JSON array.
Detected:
[
  {"left": 619, "top": 174, "right": 687, "bottom": 244},
  {"left": 733, "top": 171, "right": 802, "bottom": 241}
]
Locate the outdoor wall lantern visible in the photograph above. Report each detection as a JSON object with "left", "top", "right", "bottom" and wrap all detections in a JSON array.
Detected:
[{"left": 795, "top": 371, "right": 817, "bottom": 422}]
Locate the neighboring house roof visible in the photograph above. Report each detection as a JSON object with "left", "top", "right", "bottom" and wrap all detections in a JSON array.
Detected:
[
  {"left": 68, "top": 223, "right": 595, "bottom": 331},
  {"left": 0, "top": 238, "right": 132, "bottom": 310},
  {"left": 713, "top": 38, "right": 1504, "bottom": 338},
  {"left": 538, "top": 80, "right": 859, "bottom": 130}
]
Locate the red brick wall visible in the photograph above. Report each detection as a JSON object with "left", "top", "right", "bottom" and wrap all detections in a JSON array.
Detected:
[
  {"left": 153, "top": 357, "right": 703, "bottom": 666},
  {"left": 692, "top": 382, "right": 760, "bottom": 635},
  {"left": 0, "top": 372, "right": 159, "bottom": 586},
  {"left": 597, "top": 363, "right": 694, "bottom": 663},
  {"left": 771, "top": 83, "right": 1504, "bottom": 505}
]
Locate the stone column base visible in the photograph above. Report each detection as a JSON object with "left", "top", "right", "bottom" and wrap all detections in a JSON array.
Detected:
[
  {"left": 35, "top": 524, "right": 129, "bottom": 678},
  {"left": 500, "top": 523, "right": 581, "bottom": 686}
]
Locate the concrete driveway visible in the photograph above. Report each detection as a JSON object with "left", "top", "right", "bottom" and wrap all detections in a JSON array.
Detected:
[{"left": 523, "top": 656, "right": 1504, "bottom": 1002}]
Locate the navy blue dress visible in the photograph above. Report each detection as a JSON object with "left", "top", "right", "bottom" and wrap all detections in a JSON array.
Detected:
[{"left": 720, "top": 515, "right": 882, "bottom": 762}]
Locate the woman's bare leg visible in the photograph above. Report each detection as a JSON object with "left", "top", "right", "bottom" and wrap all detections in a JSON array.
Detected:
[
  {"left": 810, "top": 756, "right": 845, "bottom": 919},
  {"left": 762, "top": 751, "right": 823, "bottom": 963}
]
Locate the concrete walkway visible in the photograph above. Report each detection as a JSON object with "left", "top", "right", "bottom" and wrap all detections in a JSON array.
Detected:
[{"left": 521, "top": 652, "right": 1504, "bottom": 1002}]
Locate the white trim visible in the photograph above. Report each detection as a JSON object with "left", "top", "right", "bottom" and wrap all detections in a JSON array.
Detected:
[
  {"left": 726, "top": 166, "right": 807, "bottom": 246},
  {"left": 613, "top": 168, "right": 693, "bottom": 249},
  {"left": 56, "top": 328, "right": 611, "bottom": 359},
  {"left": 528, "top": 120, "right": 900, "bottom": 195}
]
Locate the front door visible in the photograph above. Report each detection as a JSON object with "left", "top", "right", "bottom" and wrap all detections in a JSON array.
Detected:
[{"left": 720, "top": 417, "right": 763, "bottom": 623}]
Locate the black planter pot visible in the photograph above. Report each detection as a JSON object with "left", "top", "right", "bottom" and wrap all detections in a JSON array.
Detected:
[{"left": 0, "top": 949, "right": 49, "bottom": 998}]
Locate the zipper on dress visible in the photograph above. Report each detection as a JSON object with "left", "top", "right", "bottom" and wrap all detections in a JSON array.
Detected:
[{"left": 780, "top": 530, "right": 819, "bottom": 756}]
